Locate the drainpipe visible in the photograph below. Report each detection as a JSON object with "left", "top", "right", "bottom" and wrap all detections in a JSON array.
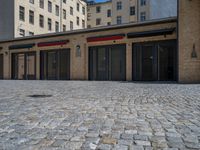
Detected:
[
  {"left": 60, "top": 0, "right": 62, "bottom": 31},
  {"left": 137, "top": 0, "right": 139, "bottom": 22}
]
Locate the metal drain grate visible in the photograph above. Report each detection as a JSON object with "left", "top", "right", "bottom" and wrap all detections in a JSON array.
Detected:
[{"left": 28, "top": 95, "right": 52, "bottom": 98}]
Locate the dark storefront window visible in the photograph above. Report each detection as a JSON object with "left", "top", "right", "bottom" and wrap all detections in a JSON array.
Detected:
[
  {"left": 40, "top": 49, "right": 70, "bottom": 80},
  {"left": 12, "top": 52, "right": 36, "bottom": 80},
  {"left": 89, "top": 44, "right": 126, "bottom": 81},
  {"left": 133, "top": 40, "right": 177, "bottom": 81}
]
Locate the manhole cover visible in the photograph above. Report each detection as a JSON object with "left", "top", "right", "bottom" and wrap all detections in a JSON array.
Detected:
[{"left": 28, "top": 95, "right": 52, "bottom": 98}]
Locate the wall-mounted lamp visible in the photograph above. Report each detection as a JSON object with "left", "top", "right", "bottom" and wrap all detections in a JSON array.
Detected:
[
  {"left": 76, "top": 45, "right": 81, "bottom": 57},
  {"left": 191, "top": 44, "right": 197, "bottom": 58}
]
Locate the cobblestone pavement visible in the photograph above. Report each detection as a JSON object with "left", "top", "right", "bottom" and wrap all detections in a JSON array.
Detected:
[{"left": 0, "top": 81, "right": 200, "bottom": 150}]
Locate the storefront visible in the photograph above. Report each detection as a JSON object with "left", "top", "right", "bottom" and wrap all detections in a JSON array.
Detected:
[
  {"left": 40, "top": 49, "right": 70, "bottom": 80},
  {"left": 132, "top": 40, "right": 177, "bottom": 81},
  {"left": 89, "top": 44, "right": 126, "bottom": 81},
  {"left": 11, "top": 52, "right": 36, "bottom": 80},
  {"left": 0, "top": 54, "right": 3, "bottom": 79}
]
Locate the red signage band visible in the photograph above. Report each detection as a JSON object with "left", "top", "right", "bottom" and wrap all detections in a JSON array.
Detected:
[
  {"left": 87, "top": 35, "right": 125, "bottom": 42},
  {"left": 37, "top": 40, "right": 69, "bottom": 47}
]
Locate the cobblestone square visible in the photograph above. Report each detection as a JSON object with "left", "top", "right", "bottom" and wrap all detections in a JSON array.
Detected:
[{"left": 0, "top": 81, "right": 200, "bottom": 150}]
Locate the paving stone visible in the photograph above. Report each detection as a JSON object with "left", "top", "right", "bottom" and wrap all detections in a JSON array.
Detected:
[{"left": 0, "top": 81, "right": 199, "bottom": 149}]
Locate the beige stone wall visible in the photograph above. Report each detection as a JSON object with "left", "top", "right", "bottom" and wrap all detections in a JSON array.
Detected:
[
  {"left": 0, "top": 20, "right": 177, "bottom": 81},
  {"left": 178, "top": 0, "right": 200, "bottom": 83}
]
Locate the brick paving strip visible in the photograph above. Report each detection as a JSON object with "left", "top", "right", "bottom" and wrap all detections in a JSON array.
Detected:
[{"left": 0, "top": 81, "right": 199, "bottom": 150}]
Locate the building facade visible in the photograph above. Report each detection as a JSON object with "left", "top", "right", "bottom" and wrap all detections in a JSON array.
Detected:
[
  {"left": 0, "top": 0, "right": 87, "bottom": 41},
  {"left": 87, "top": 0, "right": 177, "bottom": 28}
]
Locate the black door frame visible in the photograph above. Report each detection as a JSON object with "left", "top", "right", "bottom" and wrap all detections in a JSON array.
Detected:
[
  {"left": 11, "top": 52, "right": 36, "bottom": 80},
  {"left": 40, "top": 49, "right": 70, "bottom": 80},
  {"left": 89, "top": 44, "right": 126, "bottom": 81},
  {"left": 0, "top": 54, "right": 3, "bottom": 79},
  {"left": 132, "top": 40, "right": 177, "bottom": 81}
]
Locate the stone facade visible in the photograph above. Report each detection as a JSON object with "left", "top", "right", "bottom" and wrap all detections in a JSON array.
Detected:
[{"left": 178, "top": 0, "right": 200, "bottom": 83}]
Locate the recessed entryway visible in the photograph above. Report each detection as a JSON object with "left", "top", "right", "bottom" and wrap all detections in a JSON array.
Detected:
[
  {"left": 89, "top": 44, "right": 126, "bottom": 81},
  {"left": 133, "top": 40, "right": 177, "bottom": 81}
]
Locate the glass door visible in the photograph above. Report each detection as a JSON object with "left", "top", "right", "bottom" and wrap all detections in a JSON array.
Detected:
[
  {"left": 97, "top": 47, "right": 108, "bottom": 80},
  {"left": 26, "top": 53, "right": 36, "bottom": 79},
  {"left": 47, "top": 51, "right": 57, "bottom": 80}
]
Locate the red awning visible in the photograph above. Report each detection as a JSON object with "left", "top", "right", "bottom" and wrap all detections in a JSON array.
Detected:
[{"left": 37, "top": 40, "right": 69, "bottom": 47}]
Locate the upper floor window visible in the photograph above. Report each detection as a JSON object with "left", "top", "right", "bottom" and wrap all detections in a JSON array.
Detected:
[
  {"left": 141, "top": 0, "right": 146, "bottom": 6},
  {"left": 70, "top": 21, "right": 73, "bottom": 30},
  {"left": 96, "top": 6, "right": 101, "bottom": 13},
  {"left": 82, "top": 19, "right": 85, "bottom": 28},
  {"left": 63, "top": 24, "right": 66, "bottom": 31},
  {"left": 55, "top": 5, "right": 59, "bottom": 16},
  {"left": 140, "top": 12, "right": 146, "bottom": 21},
  {"left": 63, "top": 0, "right": 66, "bottom": 4},
  {"left": 82, "top": 7, "right": 85, "bottom": 15},
  {"left": 77, "top": 17, "right": 80, "bottom": 25},
  {"left": 48, "top": 1, "right": 52, "bottom": 13},
  {"left": 29, "top": 0, "right": 34, "bottom": 4},
  {"left": 19, "top": 6, "right": 25, "bottom": 21},
  {"left": 48, "top": 18, "right": 52, "bottom": 30},
  {"left": 63, "top": 9, "right": 66, "bottom": 19},
  {"left": 29, "top": 32, "right": 34, "bottom": 36},
  {"left": 19, "top": 29, "right": 25, "bottom": 37},
  {"left": 70, "top": 7, "right": 73, "bottom": 15},
  {"left": 39, "top": 15, "right": 44, "bottom": 28},
  {"left": 29, "top": 10, "right": 34, "bottom": 24},
  {"left": 107, "top": 9, "right": 111, "bottom": 17},
  {"left": 117, "top": 16, "right": 122, "bottom": 24},
  {"left": 130, "top": 6, "right": 135, "bottom": 16},
  {"left": 55, "top": 21, "right": 59, "bottom": 32},
  {"left": 40, "top": 0, "right": 44, "bottom": 9},
  {"left": 77, "top": 3, "right": 80, "bottom": 11},
  {"left": 96, "top": 18, "right": 101, "bottom": 25},
  {"left": 117, "top": 1, "right": 122, "bottom": 10}
]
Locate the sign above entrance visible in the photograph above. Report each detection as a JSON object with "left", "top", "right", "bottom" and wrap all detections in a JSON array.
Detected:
[
  {"left": 87, "top": 34, "right": 125, "bottom": 43},
  {"left": 37, "top": 40, "right": 69, "bottom": 47}
]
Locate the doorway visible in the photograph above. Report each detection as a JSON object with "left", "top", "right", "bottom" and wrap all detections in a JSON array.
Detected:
[
  {"left": 12, "top": 52, "right": 36, "bottom": 80},
  {"left": 89, "top": 44, "right": 126, "bottom": 81},
  {"left": 40, "top": 49, "right": 70, "bottom": 80},
  {"left": 133, "top": 40, "right": 177, "bottom": 81}
]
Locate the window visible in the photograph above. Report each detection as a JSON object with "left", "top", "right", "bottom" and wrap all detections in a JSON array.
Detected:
[
  {"left": 82, "top": 20, "right": 85, "bottom": 28},
  {"left": 140, "top": 12, "right": 146, "bottom": 21},
  {"left": 107, "top": 9, "right": 111, "bottom": 17},
  {"left": 117, "top": 16, "right": 122, "bottom": 24},
  {"left": 39, "top": 15, "right": 44, "bottom": 28},
  {"left": 70, "top": 7, "right": 73, "bottom": 15},
  {"left": 40, "top": 0, "right": 44, "bottom": 9},
  {"left": 63, "top": 9, "right": 66, "bottom": 19},
  {"left": 107, "top": 22, "right": 111, "bottom": 25},
  {"left": 29, "top": 0, "right": 34, "bottom": 4},
  {"left": 130, "top": 6, "right": 135, "bottom": 16},
  {"left": 55, "top": 22, "right": 59, "bottom": 32},
  {"left": 77, "top": 3, "right": 80, "bottom": 11},
  {"left": 96, "top": 6, "right": 101, "bottom": 13},
  {"left": 63, "top": 0, "right": 66, "bottom": 4},
  {"left": 141, "top": 0, "right": 146, "bottom": 6},
  {"left": 48, "top": 1, "right": 52, "bottom": 13},
  {"left": 96, "top": 18, "right": 101, "bottom": 25},
  {"left": 82, "top": 7, "right": 85, "bottom": 15},
  {"left": 29, "top": 32, "right": 34, "bottom": 36},
  {"left": 19, "top": 29, "right": 25, "bottom": 37},
  {"left": 77, "top": 17, "right": 79, "bottom": 25},
  {"left": 117, "top": 1, "right": 122, "bottom": 10},
  {"left": 29, "top": 10, "right": 34, "bottom": 24},
  {"left": 63, "top": 24, "right": 66, "bottom": 31},
  {"left": 48, "top": 18, "right": 52, "bottom": 30},
  {"left": 55, "top": 5, "right": 59, "bottom": 16},
  {"left": 19, "top": 6, "right": 25, "bottom": 21},
  {"left": 70, "top": 21, "right": 73, "bottom": 30}
]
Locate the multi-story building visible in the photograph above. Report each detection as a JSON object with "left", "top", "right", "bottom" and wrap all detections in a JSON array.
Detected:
[
  {"left": 0, "top": 0, "right": 87, "bottom": 41},
  {"left": 87, "top": 0, "right": 177, "bottom": 28}
]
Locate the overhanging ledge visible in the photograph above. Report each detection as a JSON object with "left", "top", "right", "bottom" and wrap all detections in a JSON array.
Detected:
[{"left": 127, "top": 28, "right": 176, "bottom": 38}]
